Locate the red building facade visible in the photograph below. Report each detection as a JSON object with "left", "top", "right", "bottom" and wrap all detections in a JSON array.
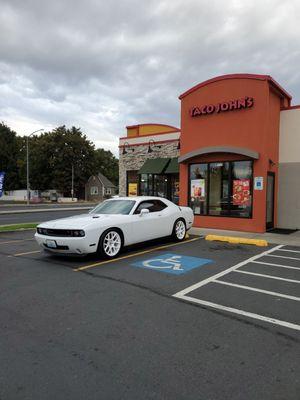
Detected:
[{"left": 179, "top": 74, "right": 291, "bottom": 232}]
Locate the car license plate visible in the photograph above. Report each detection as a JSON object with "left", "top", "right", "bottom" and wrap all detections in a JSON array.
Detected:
[{"left": 46, "top": 240, "right": 57, "bottom": 248}]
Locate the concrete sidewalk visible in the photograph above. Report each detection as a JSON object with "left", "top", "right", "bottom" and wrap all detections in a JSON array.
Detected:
[{"left": 190, "top": 227, "right": 300, "bottom": 246}]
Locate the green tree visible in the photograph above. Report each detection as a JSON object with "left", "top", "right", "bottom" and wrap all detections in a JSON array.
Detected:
[
  {"left": 0, "top": 123, "right": 119, "bottom": 198},
  {"left": 0, "top": 123, "right": 20, "bottom": 190},
  {"left": 94, "top": 148, "right": 119, "bottom": 186},
  {"left": 33, "top": 126, "right": 96, "bottom": 197}
]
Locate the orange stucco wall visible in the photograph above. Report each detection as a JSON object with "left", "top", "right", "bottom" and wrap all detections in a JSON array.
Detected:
[{"left": 179, "top": 76, "right": 284, "bottom": 232}]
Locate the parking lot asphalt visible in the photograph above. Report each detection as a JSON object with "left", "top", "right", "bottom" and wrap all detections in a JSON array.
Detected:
[{"left": 0, "top": 230, "right": 300, "bottom": 400}]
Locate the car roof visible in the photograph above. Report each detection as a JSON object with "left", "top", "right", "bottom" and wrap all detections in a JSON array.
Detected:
[{"left": 110, "top": 196, "right": 169, "bottom": 202}]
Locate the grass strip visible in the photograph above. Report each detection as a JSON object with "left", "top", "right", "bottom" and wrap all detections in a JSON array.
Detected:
[{"left": 0, "top": 223, "right": 38, "bottom": 232}]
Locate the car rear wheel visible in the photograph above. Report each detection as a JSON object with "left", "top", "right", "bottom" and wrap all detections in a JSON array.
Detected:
[
  {"left": 98, "top": 229, "right": 123, "bottom": 258},
  {"left": 172, "top": 219, "right": 186, "bottom": 241}
]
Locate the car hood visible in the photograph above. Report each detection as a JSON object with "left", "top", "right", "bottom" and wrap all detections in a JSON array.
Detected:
[{"left": 38, "top": 213, "right": 125, "bottom": 229}]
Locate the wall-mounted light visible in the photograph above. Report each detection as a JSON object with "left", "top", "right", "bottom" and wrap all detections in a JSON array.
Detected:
[
  {"left": 269, "top": 159, "right": 276, "bottom": 167},
  {"left": 122, "top": 141, "right": 135, "bottom": 155},
  {"left": 147, "top": 139, "right": 161, "bottom": 153}
]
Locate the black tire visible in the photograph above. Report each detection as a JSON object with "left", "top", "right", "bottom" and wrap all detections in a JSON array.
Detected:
[
  {"left": 172, "top": 219, "right": 186, "bottom": 242},
  {"left": 97, "top": 229, "right": 123, "bottom": 259}
]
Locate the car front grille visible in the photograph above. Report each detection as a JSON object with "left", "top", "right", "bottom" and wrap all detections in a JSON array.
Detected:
[
  {"left": 39, "top": 228, "right": 70, "bottom": 236},
  {"left": 37, "top": 228, "right": 84, "bottom": 237}
]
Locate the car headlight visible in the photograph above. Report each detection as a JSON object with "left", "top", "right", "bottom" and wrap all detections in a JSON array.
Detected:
[{"left": 72, "top": 230, "right": 85, "bottom": 237}]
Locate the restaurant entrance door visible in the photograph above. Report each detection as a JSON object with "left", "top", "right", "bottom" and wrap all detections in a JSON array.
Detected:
[{"left": 266, "top": 172, "right": 275, "bottom": 230}]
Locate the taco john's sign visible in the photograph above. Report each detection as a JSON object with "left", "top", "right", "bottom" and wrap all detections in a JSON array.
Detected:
[{"left": 190, "top": 96, "right": 254, "bottom": 117}]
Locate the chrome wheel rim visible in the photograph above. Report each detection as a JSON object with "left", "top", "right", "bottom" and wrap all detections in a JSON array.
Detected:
[
  {"left": 175, "top": 220, "right": 186, "bottom": 240},
  {"left": 103, "top": 231, "right": 121, "bottom": 256}
]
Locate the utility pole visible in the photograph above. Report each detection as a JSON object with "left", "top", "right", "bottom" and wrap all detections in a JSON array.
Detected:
[
  {"left": 26, "top": 129, "right": 44, "bottom": 205},
  {"left": 71, "top": 164, "right": 74, "bottom": 201}
]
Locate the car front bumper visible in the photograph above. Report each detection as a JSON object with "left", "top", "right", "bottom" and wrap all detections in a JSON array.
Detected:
[{"left": 34, "top": 233, "right": 97, "bottom": 255}]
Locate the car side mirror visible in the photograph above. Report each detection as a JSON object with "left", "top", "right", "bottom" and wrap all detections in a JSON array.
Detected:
[{"left": 140, "top": 208, "right": 150, "bottom": 216}]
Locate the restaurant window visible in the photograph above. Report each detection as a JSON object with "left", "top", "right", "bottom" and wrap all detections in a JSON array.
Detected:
[
  {"left": 139, "top": 174, "right": 153, "bottom": 196},
  {"left": 209, "top": 162, "right": 230, "bottom": 216},
  {"left": 189, "top": 160, "right": 253, "bottom": 218},
  {"left": 170, "top": 175, "right": 179, "bottom": 205},
  {"left": 230, "top": 161, "right": 252, "bottom": 217},
  {"left": 190, "top": 164, "right": 208, "bottom": 215},
  {"left": 153, "top": 174, "right": 168, "bottom": 198},
  {"left": 127, "top": 170, "right": 138, "bottom": 196}
]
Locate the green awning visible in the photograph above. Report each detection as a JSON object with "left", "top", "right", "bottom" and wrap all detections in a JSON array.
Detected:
[
  {"left": 165, "top": 157, "right": 179, "bottom": 174},
  {"left": 138, "top": 158, "right": 170, "bottom": 174}
]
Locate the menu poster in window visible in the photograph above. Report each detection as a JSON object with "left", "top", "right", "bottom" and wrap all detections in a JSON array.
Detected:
[
  {"left": 128, "top": 183, "right": 138, "bottom": 196},
  {"left": 232, "top": 179, "right": 250, "bottom": 206},
  {"left": 191, "top": 179, "right": 205, "bottom": 198}
]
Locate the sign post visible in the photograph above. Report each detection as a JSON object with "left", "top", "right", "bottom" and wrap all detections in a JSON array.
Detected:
[{"left": 0, "top": 172, "right": 5, "bottom": 198}]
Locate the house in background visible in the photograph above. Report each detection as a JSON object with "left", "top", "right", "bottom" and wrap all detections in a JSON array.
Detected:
[{"left": 85, "top": 172, "right": 117, "bottom": 202}]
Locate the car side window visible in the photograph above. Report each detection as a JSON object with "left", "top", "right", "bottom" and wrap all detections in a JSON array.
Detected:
[
  {"left": 134, "top": 200, "right": 168, "bottom": 214},
  {"left": 152, "top": 200, "right": 168, "bottom": 212},
  {"left": 134, "top": 201, "right": 155, "bottom": 214}
]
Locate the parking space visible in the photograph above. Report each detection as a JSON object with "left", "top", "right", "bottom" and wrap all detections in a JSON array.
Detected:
[
  {"left": 174, "top": 244, "right": 300, "bottom": 332},
  {"left": 1, "top": 230, "right": 275, "bottom": 297}
]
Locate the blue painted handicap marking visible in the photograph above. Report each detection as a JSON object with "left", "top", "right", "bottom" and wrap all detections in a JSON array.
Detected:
[{"left": 131, "top": 253, "right": 212, "bottom": 275}]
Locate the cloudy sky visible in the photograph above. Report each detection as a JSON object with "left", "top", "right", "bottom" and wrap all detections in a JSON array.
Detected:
[{"left": 1, "top": 0, "right": 300, "bottom": 155}]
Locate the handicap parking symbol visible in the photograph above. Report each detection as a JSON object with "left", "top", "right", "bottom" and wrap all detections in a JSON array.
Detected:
[{"left": 131, "top": 253, "right": 212, "bottom": 275}]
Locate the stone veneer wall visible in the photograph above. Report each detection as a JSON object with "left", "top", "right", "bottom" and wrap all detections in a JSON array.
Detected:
[{"left": 119, "top": 142, "right": 179, "bottom": 196}]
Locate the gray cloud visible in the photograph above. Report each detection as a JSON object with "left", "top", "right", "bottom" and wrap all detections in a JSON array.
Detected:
[{"left": 1, "top": 0, "right": 300, "bottom": 154}]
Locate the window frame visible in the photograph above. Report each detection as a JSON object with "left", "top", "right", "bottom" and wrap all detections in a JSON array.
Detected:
[
  {"left": 90, "top": 186, "right": 99, "bottom": 195},
  {"left": 188, "top": 159, "right": 254, "bottom": 219}
]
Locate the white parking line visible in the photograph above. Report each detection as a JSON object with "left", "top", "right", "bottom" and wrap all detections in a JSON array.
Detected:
[
  {"left": 279, "top": 249, "right": 300, "bottom": 254},
  {"left": 234, "top": 270, "right": 300, "bottom": 284},
  {"left": 214, "top": 279, "right": 300, "bottom": 301},
  {"left": 265, "top": 254, "right": 300, "bottom": 261},
  {"left": 173, "top": 244, "right": 300, "bottom": 332},
  {"left": 176, "top": 295, "right": 300, "bottom": 332},
  {"left": 173, "top": 245, "right": 283, "bottom": 297},
  {"left": 0, "top": 239, "right": 34, "bottom": 245},
  {"left": 8, "top": 250, "right": 41, "bottom": 257},
  {"left": 252, "top": 260, "right": 300, "bottom": 270}
]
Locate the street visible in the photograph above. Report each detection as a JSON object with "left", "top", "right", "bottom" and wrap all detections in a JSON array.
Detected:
[
  {"left": 0, "top": 229, "right": 299, "bottom": 400},
  {"left": 0, "top": 203, "right": 96, "bottom": 211},
  {"left": 0, "top": 204, "right": 95, "bottom": 225}
]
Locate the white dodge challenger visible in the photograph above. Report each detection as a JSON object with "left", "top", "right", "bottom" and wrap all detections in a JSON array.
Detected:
[{"left": 35, "top": 196, "right": 194, "bottom": 258}]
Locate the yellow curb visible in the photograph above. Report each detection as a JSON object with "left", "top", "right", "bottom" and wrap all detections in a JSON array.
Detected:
[{"left": 205, "top": 234, "right": 268, "bottom": 247}]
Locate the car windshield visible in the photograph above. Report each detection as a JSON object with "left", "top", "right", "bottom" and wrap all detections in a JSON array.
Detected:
[{"left": 90, "top": 200, "right": 136, "bottom": 215}]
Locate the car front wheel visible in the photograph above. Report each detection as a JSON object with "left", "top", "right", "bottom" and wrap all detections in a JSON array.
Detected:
[
  {"left": 98, "top": 229, "right": 123, "bottom": 258},
  {"left": 172, "top": 219, "right": 186, "bottom": 241}
]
